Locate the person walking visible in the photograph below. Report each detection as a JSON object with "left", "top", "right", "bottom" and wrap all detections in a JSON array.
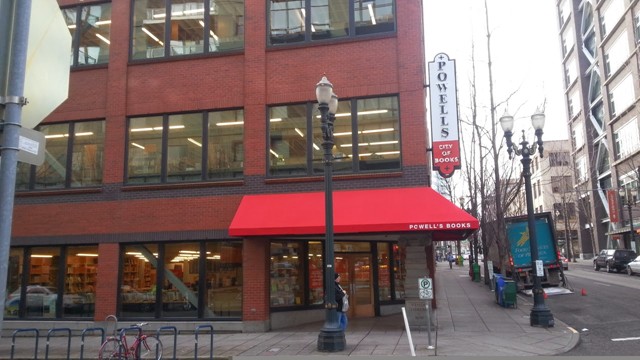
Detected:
[
  {"left": 447, "top": 252, "right": 454, "bottom": 269},
  {"left": 335, "top": 273, "right": 348, "bottom": 331}
]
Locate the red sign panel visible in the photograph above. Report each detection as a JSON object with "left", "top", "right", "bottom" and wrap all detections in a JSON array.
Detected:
[{"left": 607, "top": 189, "right": 619, "bottom": 223}]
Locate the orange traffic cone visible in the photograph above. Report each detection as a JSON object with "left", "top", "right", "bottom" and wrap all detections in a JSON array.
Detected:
[
  {"left": 581, "top": 288, "right": 587, "bottom": 296},
  {"left": 543, "top": 290, "right": 548, "bottom": 299}
]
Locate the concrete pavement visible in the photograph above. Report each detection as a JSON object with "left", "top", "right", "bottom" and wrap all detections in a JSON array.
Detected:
[{"left": 0, "top": 262, "right": 579, "bottom": 358}]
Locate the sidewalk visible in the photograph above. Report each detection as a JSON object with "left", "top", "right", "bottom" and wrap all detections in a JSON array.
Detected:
[{"left": 0, "top": 263, "right": 579, "bottom": 359}]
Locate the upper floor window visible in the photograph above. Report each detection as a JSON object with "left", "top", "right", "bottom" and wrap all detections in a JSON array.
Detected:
[
  {"left": 268, "top": 0, "right": 395, "bottom": 45},
  {"left": 614, "top": 118, "right": 640, "bottom": 159},
  {"left": 604, "top": 30, "right": 629, "bottom": 77},
  {"left": 575, "top": 155, "right": 587, "bottom": 183},
  {"left": 126, "top": 109, "right": 244, "bottom": 184},
  {"left": 559, "top": 0, "right": 570, "bottom": 27},
  {"left": 63, "top": 2, "right": 112, "bottom": 67},
  {"left": 565, "top": 58, "right": 577, "bottom": 86},
  {"left": 268, "top": 95, "right": 400, "bottom": 177},
  {"left": 572, "top": 122, "right": 584, "bottom": 149},
  {"left": 600, "top": 0, "right": 624, "bottom": 38},
  {"left": 635, "top": 11, "right": 640, "bottom": 44},
  {"left": 561, "top": 25, "right": 575, "bottom": 57},
  {"left": 16, "top": 121, "right": 105, "bottom": 190},
  {"left": 569, "top": 90, "right": 581, "bottom": 118},
  {"left": 131, "top": 0, "right": 244, "bottom": 60},
  {"left": 549, "top": 152, "right": 570, "bottom": 167},
  {"left": 609, "top": 73, "right": 635, "bottom": 118}
]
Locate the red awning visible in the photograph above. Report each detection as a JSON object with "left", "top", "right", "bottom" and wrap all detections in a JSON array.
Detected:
[{"left": 229, "top": 187, "right": 478, "bottom": 240}]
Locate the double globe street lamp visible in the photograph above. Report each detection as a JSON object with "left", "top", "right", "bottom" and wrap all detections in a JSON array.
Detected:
[
  {"left": 315, "top": 75, "right": 345, "bottom": 352},
  {"left": 500, "top": 109, "right": 555, "bottom": 328}
]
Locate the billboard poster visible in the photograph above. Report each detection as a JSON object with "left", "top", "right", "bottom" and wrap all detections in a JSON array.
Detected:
[
  {"left": 428, "top": 53, "right": 460, "bottom": 178},
  {"left": 607, "top": 189, "right": 619, "bottom": 223}
]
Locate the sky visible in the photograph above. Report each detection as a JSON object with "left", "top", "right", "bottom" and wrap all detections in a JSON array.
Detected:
[{"left": 423, "top": 0, "right": 568, "bottom": 141}]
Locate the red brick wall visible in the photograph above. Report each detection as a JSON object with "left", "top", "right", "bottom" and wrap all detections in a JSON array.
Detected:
[
  {"left": 94, "top": 243, "right": 119, "bottom": 320},
  {"left": 242, "top": 238, "right": 270, "bottom": 321}
]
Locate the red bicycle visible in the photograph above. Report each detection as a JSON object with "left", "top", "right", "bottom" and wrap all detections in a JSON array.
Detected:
[{"left": 98, "top": 322, "right": 163, "bottom": 359}]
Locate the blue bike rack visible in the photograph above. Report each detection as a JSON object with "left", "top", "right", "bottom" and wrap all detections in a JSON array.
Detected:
[
  {"left": 45, "top": 328, "right": 71, "bottom": 360},
  {"left": 80, "top": 327, "right": 105, "bottom": 360},
  {"left": 157, "top": 326, "right": 177, "bottom": 360},
  {"left": 194, "top": 324, "right": 214, "bottom": 359},
  {"left": 11, "top": 328, "right": 39, "bottom": 360}
]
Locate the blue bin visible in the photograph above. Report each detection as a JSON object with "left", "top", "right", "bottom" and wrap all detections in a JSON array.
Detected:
[{"left": 494, "top": 274, "right": 506, "bottom": 306}]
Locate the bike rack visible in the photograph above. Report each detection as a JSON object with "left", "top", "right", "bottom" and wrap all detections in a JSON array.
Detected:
[
  {"left": 194, "top": 324, "right": 214, "bottom": 359},
  {"left": 157, "top": 326, "right": 177, "bottom": 360},
  {"left": 11, "top": 328, "right": 39, "bottom": 360},
  {"left": 45, "top": 328, "right": 71, "bottom": 360},
  {"left": 105, "top": 314, "right": 118, "bottom": 336},
  {"left": 79, "top": 327, "right": 105, "bottom": 360}
]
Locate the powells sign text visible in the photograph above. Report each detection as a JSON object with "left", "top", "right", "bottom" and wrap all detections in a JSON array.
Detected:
[{"left": 428, "top": 53, "right": 461, "bottom": 178}]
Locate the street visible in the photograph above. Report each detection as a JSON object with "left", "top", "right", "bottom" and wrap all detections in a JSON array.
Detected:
[{"left": 542, "top": 260, "right": 640, "bottom": 356}]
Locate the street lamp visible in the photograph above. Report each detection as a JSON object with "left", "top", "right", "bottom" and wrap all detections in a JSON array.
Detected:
[
  {"left": 315, "top": 75, "right": 344, "bottom": 352},
  {"left": 618, "top": 187, "right": 640, "bottom": 251},
  {"left": 500, "top": 109, "right": 555, "bottom": 328}
]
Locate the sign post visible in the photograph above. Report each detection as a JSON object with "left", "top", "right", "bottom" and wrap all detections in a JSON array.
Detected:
[{"left": 418, "top": 277, "right": 434, "bottom": 349}]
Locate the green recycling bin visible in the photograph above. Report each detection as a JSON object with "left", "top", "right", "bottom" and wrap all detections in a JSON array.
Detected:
[{"left": 472, "top": 263, "right": 481, "bottom": 282}]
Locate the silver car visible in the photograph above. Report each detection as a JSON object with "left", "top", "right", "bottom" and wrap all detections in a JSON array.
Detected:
[{"left": 626, "top": 256, "right": 640, "bottom": 276}]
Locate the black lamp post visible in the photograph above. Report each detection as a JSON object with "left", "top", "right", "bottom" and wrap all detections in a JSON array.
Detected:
[
  {"left": 315, "top": 75, "right": 344, "bottom": 352},
  {"left": 618, "top": 187, "right": 639, "bottom": 251},
  {"left": 500, "top": 109, "right": 555, "bottom": 328}
]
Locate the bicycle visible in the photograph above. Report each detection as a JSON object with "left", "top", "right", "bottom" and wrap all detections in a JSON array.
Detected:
[{"left": 98, "top": 322, "right": 163, "bottom": 360}]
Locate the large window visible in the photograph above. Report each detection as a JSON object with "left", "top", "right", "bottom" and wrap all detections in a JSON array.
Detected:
[
  {"left": 604, "top": 31, "right": 629, "bottom": 77},
  {"left": 609, "top": 74, "right": 635, "bottom": 118},
  {"left": 270, "top": 242, "right": 304, "bottom": 307},
  {"left": 63, "top": 2, "right": 112, "bottom": 67},
  {"left": 16, "top": 121, "right": 105, "bottom": 190},
  {"left": 269, "top": 0, "right": 394, "bottom": 45},
  {"left": 127, "top": 110, "right": 244, "bottom": 184},
  {"left": 268, "top": 95, "right": 400, "bottom": 177},
  {"left": 614, "top": 118, "right": 640, "bottom": 159},
  {"left": 131, "top": 0, "right": 244, "bottom": 60},
  {"left": 64, "top": 246, "right": 98, "bottom": 318}
]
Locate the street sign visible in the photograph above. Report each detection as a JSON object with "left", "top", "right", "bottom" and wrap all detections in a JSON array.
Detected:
[
  {"left": 17, "top": 127, "right": 45, "bottom": 165},
  {"left": 418, "top": 277, "right": 433, "bottom": 300},
  {"left": 535, "top": 260, "right": 544, "bottom": 277},
  {"left": 22, "top": 0, "right": 71, "bottom": 128}
]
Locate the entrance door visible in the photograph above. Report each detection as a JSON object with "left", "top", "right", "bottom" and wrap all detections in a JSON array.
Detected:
[{"left": 336, "top": 254, "right": 374, "bottom": 318}]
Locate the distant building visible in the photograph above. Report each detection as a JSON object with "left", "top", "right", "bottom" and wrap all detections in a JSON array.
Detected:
[{"left": 557, "top": 0, "right": 640, "bottom": 257}]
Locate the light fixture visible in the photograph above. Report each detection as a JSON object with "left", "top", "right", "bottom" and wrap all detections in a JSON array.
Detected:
[
  {"left": 216, "top": 121, "right": 244, "bottom": 126},
  {"left": 295, "top": 128, "right": 305, "bottom": 137},
  {"left": 187, "top": 138, "right": 202, "bottom": 147},
  {"left": 131, "top": 142, "right": 145, "bottom": 150},
  {"left": 31, "top": 254, "right": 53, "bottom": 258},
  {"left": 141, "top": 27, "right": 163, "bottom": 46},
  {"left": 95, "top": 33, "right": 110, "bottom": 44},
  {"left": 76, "top": 253, "right": 99, "bottom": 257}
]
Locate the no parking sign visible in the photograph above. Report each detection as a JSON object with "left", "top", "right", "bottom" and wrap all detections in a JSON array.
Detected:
[{"left": 418, "top": 277, "right": 433, "bottom": 300}]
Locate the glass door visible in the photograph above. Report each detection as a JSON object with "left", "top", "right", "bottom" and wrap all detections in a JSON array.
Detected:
[{"left": 336, "top": 254, "right": 374, "bottom": 318}]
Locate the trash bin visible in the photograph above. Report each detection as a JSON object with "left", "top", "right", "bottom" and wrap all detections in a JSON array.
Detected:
[
  {"left": 473, "top": 263, "right": 481, "bottom": 282},
  {"left": 502, "top": 280, "right": 517, "bottom": 308},
  {"left": 494, "top": 274, "right": 505, "bottom": 305}
]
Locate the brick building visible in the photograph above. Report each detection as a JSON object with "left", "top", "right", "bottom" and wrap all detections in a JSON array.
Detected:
[{"left": 4, "top": 0, "right": 477, "bottom": 332}]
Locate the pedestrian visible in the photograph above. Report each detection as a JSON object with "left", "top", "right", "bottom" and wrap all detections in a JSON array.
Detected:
[
  {"left": 447, "top": 252, "right": 454, "bottom": 269},
  {"left": 335, "top": 273, "right": 348, "bottom": 331}
]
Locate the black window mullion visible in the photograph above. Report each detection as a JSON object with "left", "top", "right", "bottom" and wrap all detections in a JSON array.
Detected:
[
  {"left": 161, "top": 116, "right": 169, "bottom": 182},
  {"left": 72, "top": 6, "right": 82, "bottom": 66},
  {"left": 348, "top": 0, "right": 355, "bottom": 37},
  {"left": 350, "top": 99, "right": 358, "bottom": 171},
  {"left": 65, "top": 123, "right": 75, "bottom": 188},
  {"left": 198, "top": 242, "right": 206, "bottom": 318},
  {"left": 202, "top": 112, "right": 209, "bottom": 181},
  {"left": 304, "top": 1, "right": 312, "bottom": 41},
  {"left": 156, "top": 245, "right": 165, "bottom": 319},
  {"left": 57, "top": 246, "right": 68, "bottom": 317},
  {"left": 306, "top": 102, "right": 313, "bottom": 175},
  {"left": 204, "top": 0, "right": 211, "bottom": 52},
  {"left": 164, "top": 1, "right": 172, "bottom": 56}
]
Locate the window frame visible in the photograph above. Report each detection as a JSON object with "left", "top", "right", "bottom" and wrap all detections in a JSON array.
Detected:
[{"left": 63, "top": 2, "right": 112, "bottom": 68}]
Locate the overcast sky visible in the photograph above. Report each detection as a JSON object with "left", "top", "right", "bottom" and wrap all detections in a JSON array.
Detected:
[{"left": 423, "top": 0, "right": 568, "bottom": 141}]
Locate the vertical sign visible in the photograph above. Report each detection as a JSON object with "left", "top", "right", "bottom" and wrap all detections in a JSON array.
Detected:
[
  {"left": 428, "top": 53, "right": 460, "bottom": 178},
  {"left": 607, "top": 189, "right": 619, "bottom": 223}
]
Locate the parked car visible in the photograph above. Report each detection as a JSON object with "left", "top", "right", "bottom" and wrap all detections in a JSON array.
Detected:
[
  {"left": 593, "top": 249, "right": 637, "bottom": 273},
  {"left": 4, "top": 285, "right": 85, "bottom": 315},
  {"left": 558, "top": 254, "right": 569, "bottom": 271},
  {"left": 626, "top": 256, "right": 640, "bottom": 276}
]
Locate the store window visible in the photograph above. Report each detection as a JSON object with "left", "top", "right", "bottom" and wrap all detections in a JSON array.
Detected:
[
  {"left": 131, "top": 0, "right": 244, "bottom": 60},
  {"left": 26, "top": 247, "right": 61, "bottom": 319},
  {"left": 128, "top": 110, "right": 244, "bottom": 184},
  {"left": 64, "top": 246, "right": 98, "bottom": 318},
  {"left": 270, "top": 242, "right": 304, "bottom": 307},
  {"left": 163, "top": 243, "right": 199, "bottom": 317},
  {"left": 121, "top": 245, "right": 159, "bottom": 318},
  {"left": 4, "top": 248, "right": 24, "bottom": 319},
  {"left": 377, "top": 243, "right": 391, "bottom": 301},
  {"left": 393, "top": 243, "right": 406, "bottom": 299},
  {"left": 63, "top": 2, "right": 112, "bottom": 67},
  {"left": 204, "top": 241, "right": 243, "bottom": 318},
  {"left": 268, "top": 95, "right": 400, "bottom": 177},
  {"left": 308, "top": 242, "right": 324, "bottom": 304},
  {"left": 269, "top": 0, "right": 394, "bottom": 45},
  {"left": 16, "top": 121, "right": 105, "bottom": 190}
]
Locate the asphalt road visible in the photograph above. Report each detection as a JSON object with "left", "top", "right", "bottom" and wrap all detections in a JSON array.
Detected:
[{"left": 543, "top": 260, "right": 640, "bottom": 356}]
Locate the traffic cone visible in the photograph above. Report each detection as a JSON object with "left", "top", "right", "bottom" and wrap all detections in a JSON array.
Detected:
[{"left": 581, "top": 288, "right": 587, "bottom": 296}]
